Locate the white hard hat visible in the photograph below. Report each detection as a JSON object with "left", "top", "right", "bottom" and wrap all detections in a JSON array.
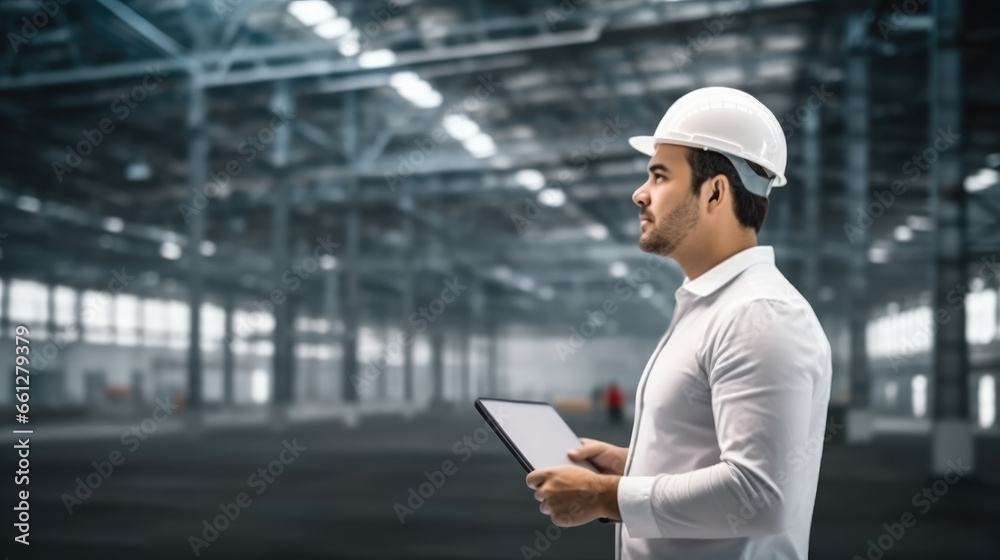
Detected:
[{"left": 628, "top": 86, "right": 787, "bottom": 196}]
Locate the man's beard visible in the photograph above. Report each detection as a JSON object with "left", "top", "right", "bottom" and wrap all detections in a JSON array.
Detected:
[{"left": 638, "top": 192, "right": 699, "bottom": 256}]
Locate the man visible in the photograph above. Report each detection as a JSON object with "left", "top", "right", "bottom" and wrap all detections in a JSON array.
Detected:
[{"left": 525, "top": 87, "right": 833, "bottom": 560}]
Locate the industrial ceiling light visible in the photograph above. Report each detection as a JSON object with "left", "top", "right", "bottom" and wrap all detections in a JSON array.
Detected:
[
  {"left": 288, "top": 0, "right": 336, "bottom": 26},
  {"left": 391, "top": 73, "right": 442, "bottom": 109},
  {"left": 102, "top": 216, "right": 125, "bottom": 233},
  {"left": 199, "top": 240, "right": 216, "bottom": 257},
  {"left": 408, "top": 88, "right": 442, "bottom": 108},
  {"left": 514, "top": 169, "right": 545, "bottom": 190},
  {"left": 610, "top": 261, "right": 628, "bottom": 278},
  {"left": 358, "top": 49, "right": 396, "bottom": 68},
  {"left": 586, "top": 223, "right": 608, "bottom": 240},
  {"left": 160, "top": 241, "right": 182, "bottom": 260},
  {"left": 893, "top": 225, "right": 913, "bottom": 242},
  {"left": 537, "top": 188, "right": 566, "bottom": 207},
  {"left": 125, "top": 159, "right": 151, "bottom": 181},
  {"left": 337, "top": 29, "right": 361, "bottom": 56},
  {"left": 463, "top": 133, "right": 496, "bottom": 158},
  {"left": 964, "top": 167, "right": 999, "bottom": 192},
  {"left": 443, "top": 114, "right": 480, "bottom": 141},
  {"left": 16, "top": 196, "right": 40, "bottom": 213},
  {"left": 906, "top": 215, "right": 933, "bottom": 231},
  {"left": 314, "top": 16, "right": 350, "bottom": 39},
  {"left": 867, "top": 246, "right": 889, "bottom": 263}
]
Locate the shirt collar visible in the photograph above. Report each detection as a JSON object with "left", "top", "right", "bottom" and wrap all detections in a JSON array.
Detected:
[{"left": 679, "top": 245, "right": 775, "bottom": 298}]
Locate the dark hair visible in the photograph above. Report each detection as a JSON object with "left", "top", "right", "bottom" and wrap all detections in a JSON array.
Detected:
[{"left": 685, "top": 148, "right": 770, "bottom": 233}]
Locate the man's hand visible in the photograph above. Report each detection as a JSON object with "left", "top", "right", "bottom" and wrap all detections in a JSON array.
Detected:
[
  {"left": 567, "top": 438, "right": 628, "bottom": 476},
  {"left": 525, "top": 465, "right": 621, "bottom": 527}
]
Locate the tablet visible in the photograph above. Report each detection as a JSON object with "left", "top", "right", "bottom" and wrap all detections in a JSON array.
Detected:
[
  {"left": 476, "top": 398, "right": 617, "bottom": 523},
  {"left": 475, "top": 398, "right": 599, "bottom": 473}
]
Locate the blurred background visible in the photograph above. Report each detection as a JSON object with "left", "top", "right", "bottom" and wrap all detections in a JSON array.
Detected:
[{"left": 1, "top": 0, "right": 999, "bottom": 558}]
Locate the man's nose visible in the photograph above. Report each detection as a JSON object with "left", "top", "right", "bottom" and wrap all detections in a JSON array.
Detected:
[{"left": 632, "top": 184, "right": 649, "bottom": 207}]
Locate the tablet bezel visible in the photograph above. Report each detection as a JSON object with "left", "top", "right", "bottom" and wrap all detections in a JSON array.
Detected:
[{"left": 474, "top": 397, "right": 548, "bottom": 473}]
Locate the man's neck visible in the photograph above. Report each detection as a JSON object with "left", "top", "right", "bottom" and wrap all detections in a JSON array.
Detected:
[{"left": 676, "top": 235, "right": 758, "bottom": 281}]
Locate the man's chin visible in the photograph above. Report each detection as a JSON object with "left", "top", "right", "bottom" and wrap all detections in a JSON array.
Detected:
[{"left": 637, "top": 235, "right": 670, "bottom": 257}]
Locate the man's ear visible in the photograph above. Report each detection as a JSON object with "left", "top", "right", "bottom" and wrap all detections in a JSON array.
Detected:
[{"left": 705, "top": 174, "right": 730, "bottom": 207}]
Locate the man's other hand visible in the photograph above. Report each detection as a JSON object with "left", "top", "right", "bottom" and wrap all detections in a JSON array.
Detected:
[{"left": 567, "top": 438, "right": 628, "bottom": 476}]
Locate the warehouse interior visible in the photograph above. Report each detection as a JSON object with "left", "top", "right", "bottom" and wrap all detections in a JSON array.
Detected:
[{"left": 1, "top": 0, "right": 999, "bottom": 558}]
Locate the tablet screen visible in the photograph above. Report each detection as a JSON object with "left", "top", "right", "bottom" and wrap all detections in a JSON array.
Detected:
[{"left": 477, "top": 398, "right": 598, "bottom": 473}]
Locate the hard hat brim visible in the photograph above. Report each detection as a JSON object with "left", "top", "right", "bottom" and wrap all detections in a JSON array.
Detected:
[{"left": 627, "top": 135, "right": 787, "bottom": 187}]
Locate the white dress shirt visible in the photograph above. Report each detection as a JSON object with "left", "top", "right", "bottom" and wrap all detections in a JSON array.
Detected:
[{"left": 615, "top": 245, "right": 832, "bottom": 560}]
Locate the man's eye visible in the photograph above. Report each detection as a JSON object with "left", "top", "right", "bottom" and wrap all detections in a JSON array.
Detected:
[{"left": 654, "top": 175, "right": 666, "bottom": 182}]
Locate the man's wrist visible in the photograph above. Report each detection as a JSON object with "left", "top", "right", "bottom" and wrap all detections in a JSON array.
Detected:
[{"left": 601, "top": 474, "right": 622, "bottom": 520}]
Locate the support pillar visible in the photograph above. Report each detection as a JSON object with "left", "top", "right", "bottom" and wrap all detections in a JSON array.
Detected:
[
  {"left": 402, "top": 197, "right": 416, "bottom": 403},
  {"left": 323, "top": 256, "right": 340, "bottom": 400},
  {"left": 271, "top": 80, "right": 295, "bottom": 406},
  {"left": 928, "top": 0, "right": 973, "bottom": 475},
  {"left": 186, "top": 75, "right": 208, "bottom": 411},
  {"left": 802, "top": 94, "right": 821, "bottom": 304},
  {"left": 843, "top": 13, "right": 872, "bottom": 443},
  {"left": 0, "top": 274, "right": 9, "bottom": 338},
  {"left": 223, "top": 293, "right": 235, "bottom": 405},
  {"left": 341, "top": 89, "right": 360, "bottom": 403},
  {"left": 431, "top": 330, "right": 444, "bottom": 405}
]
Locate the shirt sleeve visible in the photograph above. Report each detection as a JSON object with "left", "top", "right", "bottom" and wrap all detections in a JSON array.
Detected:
[{"left": 617, "top": 298, "right": 828, "bottom": 539}]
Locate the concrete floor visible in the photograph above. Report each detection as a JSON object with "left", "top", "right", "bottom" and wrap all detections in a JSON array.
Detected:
[{"left": 10, "top": 408, "right": 1000, "bottom": 559}]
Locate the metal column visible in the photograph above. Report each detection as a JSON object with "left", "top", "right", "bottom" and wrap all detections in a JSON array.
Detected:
[
  {"left": 46, "top": 283, "right": 56, "bottom": 340},
  {"left": 469, "top": 278, "right": 485, "bottom": 400},
  {"left": 0, "top": 274, "right": 9, "bottom": 337},
  {"left": 928, "top": 0, "right": 972, "bottom": 475},
  {"left": 459, "top": 314, "right": 470, "bottom": 403},
  {"left": 487, "top": 321, "right": 499, "bottom": 397},
  {"left": 323, "top": 256, "right": 341, "bottom": 399},
  {"left": 401, "top": 198, "right": 416, "bottom": 403},
  {"left": 431, "top": 330, "right": 444, "bottom": 405},
  {"left": 222, "top": 293, "right": 234, "bottom": 405},
  {"left": 802, "top": 96, "right": 821, "bottom": 303},
  {"left": 341, "top": 90, "right": 360, "bottom": 403},
  {"left": 271, "top": 80, "right": 295, "bottom": 406},
  {"left": 844, "top": 13, "right": 872, "bottom": 442},
  {"left": 186, "top": 76, "right": 208, "bottom": 411}
]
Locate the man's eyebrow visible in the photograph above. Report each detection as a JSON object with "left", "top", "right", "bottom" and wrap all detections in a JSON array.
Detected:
[{"left": 648, "top": 163, "right": 669, "bottom": 174}]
